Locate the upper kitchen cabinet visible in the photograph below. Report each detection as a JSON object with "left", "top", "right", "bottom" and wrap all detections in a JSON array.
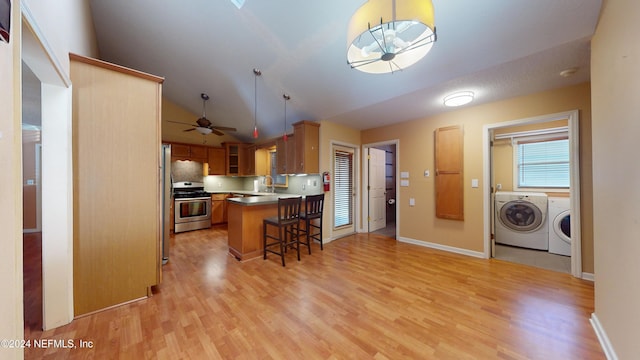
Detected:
[
  {"left": 206, "top": 147, "right": 226, "bottom": 175},
  {"left": 242, "top": 144, "right": 268, "bottom": 176},
  {"left": 223, "top": 142, "right": 244, "bottom": 176},
  {"left": 292, "top": 121, "right": 320, "bottom": 174},
  {"left": 171, "top": 143, "right": 207, "bottom": 163},
  {"left": 70, "top": 54, "right": 164, "bottom": 316},
  {"left": 275, "top": 135, "right": 295, "bottom": 174}
]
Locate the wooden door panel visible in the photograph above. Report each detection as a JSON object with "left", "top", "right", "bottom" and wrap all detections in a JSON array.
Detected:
[{"left": 435, "top": 125, "right": 464, "bottom": 220}]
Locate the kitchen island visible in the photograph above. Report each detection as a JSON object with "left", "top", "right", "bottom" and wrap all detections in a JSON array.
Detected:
[{"left": 227, "top": 194, "right": 304, "bottom": 261}]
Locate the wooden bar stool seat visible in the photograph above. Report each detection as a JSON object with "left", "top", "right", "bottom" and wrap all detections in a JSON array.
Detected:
[
  {"left": 299, "top": 194, "right": 325, "bottom": 252},
  {"left": 263, "top": 197, "right": 302, "bottom": 266}
]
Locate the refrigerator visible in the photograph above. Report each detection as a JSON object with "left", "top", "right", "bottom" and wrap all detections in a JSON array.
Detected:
[{"left": 161, "top": 144, "right": 172, "bottom": 264}]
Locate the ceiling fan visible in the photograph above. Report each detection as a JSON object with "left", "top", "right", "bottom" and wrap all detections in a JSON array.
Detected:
[{"left": 169, "top": 93, "right": 237, "bottom": 136}]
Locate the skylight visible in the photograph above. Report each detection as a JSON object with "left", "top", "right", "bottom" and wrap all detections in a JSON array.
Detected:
[{"left": 230, "top": 0, "right": 245, "bottom": 9}]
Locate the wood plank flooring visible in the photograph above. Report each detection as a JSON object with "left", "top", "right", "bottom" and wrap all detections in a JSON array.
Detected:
[{"left": 24, "top": 227, "right": 604, "bottom": 359}]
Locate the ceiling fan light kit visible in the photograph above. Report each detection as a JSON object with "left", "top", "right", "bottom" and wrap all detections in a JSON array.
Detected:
[
  {"left": 347, "top": 0, "right": 437, "bottom": 74},
  {"left": 168, "top": 92, "right": 237, "bottom": 137}
]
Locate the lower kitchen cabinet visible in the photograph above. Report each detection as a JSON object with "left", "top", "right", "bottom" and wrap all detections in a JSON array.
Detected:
[{"left": 211, "top": 194, "right": 228, "bottom": 224}]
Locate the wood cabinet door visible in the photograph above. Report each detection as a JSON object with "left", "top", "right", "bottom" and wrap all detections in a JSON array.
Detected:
[
  {"left": 211, "top": 194, "right": 227, "bottom": 224},
  {"left": 207, "top": 147, "right": 226, "bottom": 175},
  {"left": 225, "top": 143, "right": 241, "bottom": 175},
  {"left": 293, "top": 121, "right": 320, "bottom": 174},
  {"left": 244, "top": 145, "right": 256, "bottom": 176},
  {"left": 171, "top": 143, "right": 191, "bottom": 159},
  {"left": 190, "top": 145, "right": 207, "bottom": 160},
  {"left": 435, "top": 125, "right": 464, "bottom": 220},
  {"left": 276, "top": 137, "right": 288, "bottom": 174}
]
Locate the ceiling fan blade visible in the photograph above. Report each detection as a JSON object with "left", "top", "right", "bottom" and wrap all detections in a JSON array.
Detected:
[
  {"left": 183, "top": 128, "right": 196, "bottom": 132},
  {"left": 168, "top": 120, "right": 195, "bottom": 126},
  {"left": 211, "top": 129, "right": 225, "bottom": 136},
  {"left": 211, "top": 126, "right": 237, "bottom": 132}
]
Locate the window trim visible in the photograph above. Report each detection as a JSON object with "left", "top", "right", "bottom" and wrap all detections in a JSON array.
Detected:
[
  {"left": 512, "top": 132, "right": 570, "bottom": 193},
  {"left": 333, "top": 148, "right": 354, "bottom": 229}
]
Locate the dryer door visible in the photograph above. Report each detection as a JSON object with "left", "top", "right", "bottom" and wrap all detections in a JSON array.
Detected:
[
  {"left": 498, "top": 200, "right": 544, "bottom": 232},
  {"left": 553, "top": 210, "right": 571, "bottom": 244}
]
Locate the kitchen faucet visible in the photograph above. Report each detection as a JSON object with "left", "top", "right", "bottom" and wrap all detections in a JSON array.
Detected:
[{"left": 264, "top": 175, "right": 275, "bottom": 193}]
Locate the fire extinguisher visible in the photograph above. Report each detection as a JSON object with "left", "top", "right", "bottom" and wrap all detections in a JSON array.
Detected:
[{"left": 323, "top": 171, "right": 330, "bottom": 192}]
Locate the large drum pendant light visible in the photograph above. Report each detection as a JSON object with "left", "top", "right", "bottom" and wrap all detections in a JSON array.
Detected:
[{"left": 347, "top": 0, "right": 437, "bottom": 74}]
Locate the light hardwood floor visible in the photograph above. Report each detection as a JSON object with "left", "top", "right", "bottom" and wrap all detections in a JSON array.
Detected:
[{"left": 24, "top": 227, "right": 604, "bottom": 359}]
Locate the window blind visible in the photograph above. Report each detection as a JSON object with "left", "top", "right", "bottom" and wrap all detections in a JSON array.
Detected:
[
  {"left": 517, "top": 137, "right": 570, "bottom": 188},
  {"left": 334, "top": 149, "right": 353, "bottom": 228}
]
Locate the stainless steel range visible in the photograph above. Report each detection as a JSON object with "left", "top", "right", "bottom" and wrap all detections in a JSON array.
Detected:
[{"left": 173, "top": 182, "right": 211, "bottom": 233}]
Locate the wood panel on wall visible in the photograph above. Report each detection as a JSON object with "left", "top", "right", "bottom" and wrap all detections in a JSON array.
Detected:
[
  {"left": 70, "top": 54, "right": 163, "bottom": 316},
  {"left": 435, "top": 125, "right": 464, "bottom": 220}
]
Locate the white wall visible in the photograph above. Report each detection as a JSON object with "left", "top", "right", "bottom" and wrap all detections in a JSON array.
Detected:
[
  {"left": 591, "top": 0, "right": 640, "bottom": 358},
  {"left": 0, "top": 1, "right": 23, "bottom": 357}
]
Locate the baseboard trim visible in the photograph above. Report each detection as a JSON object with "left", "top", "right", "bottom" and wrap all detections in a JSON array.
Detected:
[
  {"left": 590, "top": 313, "right": 618, "bottom": 360},
  {"left": 581, "top": 272, "right": 595, "bottom": 282},
  {"left": 398, "top": 237, "right": 485, "bottom": 259}
]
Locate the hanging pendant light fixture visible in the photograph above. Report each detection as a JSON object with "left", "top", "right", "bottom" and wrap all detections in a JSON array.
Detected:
[
  {"left": 252, "top": 68, "right": 261, "bottom": 139},
  {"left": 282, "top": 94, "right": 290, "bottom": 142},
  {"left": 347, "top": 0, "right": 437, "bottom": 74}
]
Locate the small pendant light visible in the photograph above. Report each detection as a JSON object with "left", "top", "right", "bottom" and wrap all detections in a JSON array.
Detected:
[
  {"left": 252, "top": 68, "right": 261, "bottom": 139},
  {"left": 282, "top": 94, "right": 290, "bottom": 142}
]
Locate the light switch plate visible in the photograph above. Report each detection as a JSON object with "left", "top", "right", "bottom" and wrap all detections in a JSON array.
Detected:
[
  {"left": 400, "top": 171, "right": 409, "bottom": 179},
  {"left": 409, "top": 198, "right": 415, "bottom": 206},
  {"left": 400, "top": 180, "right": 409, "bottom": 187},
  {"left": 471, "top": 179, "right": 479, "bottom": 188},
  {"left": 424, "top": 170, "right": 430, "bottom": 177}
]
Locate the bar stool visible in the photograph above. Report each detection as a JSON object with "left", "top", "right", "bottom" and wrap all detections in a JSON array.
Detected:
[
  {"left": 263, "top": 197, "right": 302, "bottom": 266},
  {"left": 299, "top": 194, "right": 325, "bottom": 252}
]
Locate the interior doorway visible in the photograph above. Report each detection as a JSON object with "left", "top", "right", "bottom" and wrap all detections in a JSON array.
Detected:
[
  {"left": 22, "top": 62, "right": 43, "bottom": 332},
  {"left": 483, "top": 110, "right": 582, "bottom": 277},
  {"left": 22, "top": 7, "right": 75, "bottom": 330},
  {"left": 363, "top": 141, "right": 398, "bottom": 239}
]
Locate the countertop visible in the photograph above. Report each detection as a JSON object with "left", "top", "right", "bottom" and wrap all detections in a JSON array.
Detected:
[
  {"left": 207, "top": 190, "right": 277, "bottom": 196},
  {"left": 227, "top": 194, "right": 305, "bottom": 206}
]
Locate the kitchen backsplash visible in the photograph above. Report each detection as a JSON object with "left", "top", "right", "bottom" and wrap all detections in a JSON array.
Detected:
[
  {"left": 171, "top": 160, "right": 204, "bottom": 183},
  {"left": 172, "top": 159, "right": 323, "bottom": 194},
  {"left": 203, "top": 174, "right": 323, "bottom": 195}
]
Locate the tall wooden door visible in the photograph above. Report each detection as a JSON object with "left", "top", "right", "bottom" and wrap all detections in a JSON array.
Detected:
[
  {"left": 435, "top": 125, "right": 464, "bottom": 220},
  {"left": 368, "top": 148, "right": 386, "bottom": 232}
]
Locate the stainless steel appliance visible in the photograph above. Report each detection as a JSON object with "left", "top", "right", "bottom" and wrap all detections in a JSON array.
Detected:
[
  {"left": 161, "top": 144, "right": 172, "bottom": 264},
  {"left": 173, "top": 181, "right": 212, "bottom": 233}
]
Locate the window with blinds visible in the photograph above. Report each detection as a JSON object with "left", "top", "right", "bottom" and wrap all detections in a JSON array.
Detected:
[
  {"left": 516, "top": 136, "right": 570, "bottom": 189},
  {"left": 334, "top": 149, "right": 353, "bottom": 228}
]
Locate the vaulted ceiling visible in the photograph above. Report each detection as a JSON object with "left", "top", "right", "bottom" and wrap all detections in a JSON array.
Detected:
[{"left": 89, "top": 0, "right": 602, "bottom": 143}]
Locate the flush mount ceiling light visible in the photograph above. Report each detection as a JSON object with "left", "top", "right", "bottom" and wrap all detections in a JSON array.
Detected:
[
  {"left": 443, "top": 91, "right": 474, "bottom": 107},
  {"left": 347, "top": 0, "right": 437, "bottom": 74}
]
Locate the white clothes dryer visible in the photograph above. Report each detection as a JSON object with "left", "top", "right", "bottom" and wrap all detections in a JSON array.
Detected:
[
  {"left": 495, "top": 191, "right": 549, "bottom": 250},
  {"left": 548, "top": 197, "right": 571, "bottom": 256}
]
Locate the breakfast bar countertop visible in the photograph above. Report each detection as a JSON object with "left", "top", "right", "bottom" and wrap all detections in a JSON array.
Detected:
[{"left": 226, "top": 194, "right": 306, "bottom": 206}]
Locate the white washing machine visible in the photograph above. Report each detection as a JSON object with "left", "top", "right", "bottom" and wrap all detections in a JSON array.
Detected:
[
  {"left": 548, "top": 197, "right": 571, "bottom": 256},
  {"left": 495, "top": 191, "right": 549, "bottom": 250}
]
